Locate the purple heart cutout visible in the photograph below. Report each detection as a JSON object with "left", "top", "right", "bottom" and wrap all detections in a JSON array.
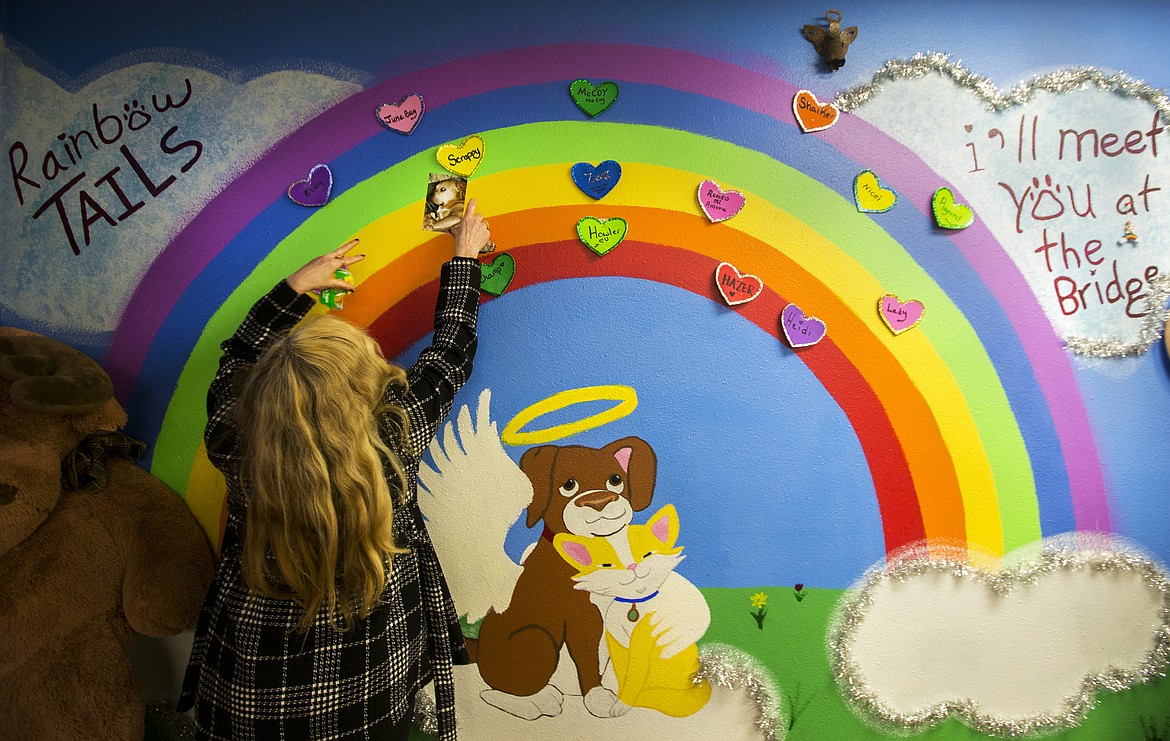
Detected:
[
  {"left": 288, "top": 164, "right": 333, "bottom": 207},
  {"left": 781, "top": 303, "right": 827, "bottom": 348}
]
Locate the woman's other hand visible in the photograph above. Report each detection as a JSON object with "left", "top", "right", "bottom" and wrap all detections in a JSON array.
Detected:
[{"left": 287, "top": 239, "right": 365, "bottom": 294}]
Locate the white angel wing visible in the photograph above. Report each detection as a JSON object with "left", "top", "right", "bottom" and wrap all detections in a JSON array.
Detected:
[{"left": 418, "top": 388, "right": 532, "bottom": 622}]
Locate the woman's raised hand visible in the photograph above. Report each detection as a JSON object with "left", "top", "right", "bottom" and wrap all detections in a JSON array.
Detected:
[{"left": 451, "top": 198, "right": 491, "bottom": 258}]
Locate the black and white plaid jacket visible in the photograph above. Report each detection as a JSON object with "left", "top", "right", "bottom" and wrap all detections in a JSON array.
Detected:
[{"left": 178, "top": 257, "right": 479, "bottom": 740}]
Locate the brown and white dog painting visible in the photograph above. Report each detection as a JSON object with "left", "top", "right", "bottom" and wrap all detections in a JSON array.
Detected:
[{"left": 473, "top": 435, "right": 657, "bottom": 720}]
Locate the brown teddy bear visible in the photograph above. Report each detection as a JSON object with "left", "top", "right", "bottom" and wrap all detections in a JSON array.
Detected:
[{"left": 0, "top": 327, "right": 214, "bottom": 740}]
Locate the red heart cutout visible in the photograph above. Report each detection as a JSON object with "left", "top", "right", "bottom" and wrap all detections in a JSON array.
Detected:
[{"left": 715, "top": 262, "right": 763, "bottom": 306}]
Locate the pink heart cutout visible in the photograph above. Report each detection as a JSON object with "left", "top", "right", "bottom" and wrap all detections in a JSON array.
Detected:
[
  {"left": 878, "top": 295, "right": 925, "bottom": 334},
  {"left": 698, "top": 180, "right": 746, "bottom": 223},
  {"left": 715, "top": 262, "right": 763, "bottom": 306},
  {"left": 376, "top": 94, "right": 425, "bottom": 134}
]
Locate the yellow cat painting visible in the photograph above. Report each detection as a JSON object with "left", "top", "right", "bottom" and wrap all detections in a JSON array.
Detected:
[{"left": 554, "top": 504, "right": 711, "bottom": 718}]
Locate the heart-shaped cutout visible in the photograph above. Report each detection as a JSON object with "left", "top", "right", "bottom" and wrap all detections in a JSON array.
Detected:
[
  {"left": 793, "top": 89, "right": 840, "bottom": 133},
  {"left": 932, "top": 187, "right": 975, "bottom": 229},
  {"left": 698, "top": 180, "right": 746, "bottom": 223},
  {"left": 571, "top": 161, "right": 622, "bottom": 200},
  {"left": 375, "top": 94, "right": 425, "bottom": 135},
  {"left": 479, "top": 253, "right": 516, "bottom": 296},
  {"left": 576, "top": 216, "right": 628, "bottom": 256},
  {"left": 854, "top": 170, "right": 897, "bottom": 213},
  {"left": 287, "top": 164, "right": 333, "bottom": 207},
  {"left": 781, "top": 303, "right": 828, "bottom": 348},
  {"left": 715, "top": 262, "right": 763, "bottom": 306},
  {"left": 437, "top": 136, "right": 485, "bottom": 178},
  {"left": 570, "top": 79, "right": 619, "bottom": 117},
  {"left": 878, "top": 294, "right": 925, "bottom": 335}
]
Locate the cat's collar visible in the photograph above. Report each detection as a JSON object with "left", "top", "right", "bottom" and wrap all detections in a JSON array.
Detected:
[{"left": 613, "top": 591, "right": 660, "bottom": 604}]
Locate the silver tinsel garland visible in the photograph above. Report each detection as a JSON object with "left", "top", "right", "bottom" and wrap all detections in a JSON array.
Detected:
[
  {"left": 835, "top": 54, "right": 1170, "bottom": 359},
  {"left": 827, "top": 535, "right": 1170, "bottom": 737},
  {"left": 412, "top": 691, "right": 439, "bottom": 736},
  {"left": 145, "top": 703, "right": 196, "bottom": 741},
  {"left": 694, "top": 643, "right": 787, "bottom": 740},
  {"left": 1064, "top": 275, "right": 1170, "bottom": 358},
  {"left": 833, "top": 52, "right": 1170, "bottom": 116}
]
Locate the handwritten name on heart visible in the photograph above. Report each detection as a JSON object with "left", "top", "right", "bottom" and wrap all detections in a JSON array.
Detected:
[
  {"left": 793, "top": 90, "right": 840, "bottom": 133},
  {"left": 576, "top": 216, "right": 628, "bottom": 255},
  {"left": 437, "top": 136, "right": 485, "bottom": 178},
  {"left": 571, "top": 161, "right": 622, "bottom": 200},
  {"left": 698, "top": 180, "right": 746, "bottom": 223},
  {"left": 479, "top": 253, "right": 516, "bottom": 296},
  {"left": 715, "top": 262, "right": 763, "bottom": 306},
  {"left": 287, "top": 164, "right": 333, "bottom": 207},
  {"left": 854, "top": 170, "right": 897, "bottom": 213},
  {"left": 878, "top": 294, "right": 925, "bottom": 335},
  {"left": 375, "top": 94, "right": 425, "bottom": 135},
  {"left": 932, "top": 187, "right": 975, "bottom": 229},
  {"left": 570, "top": 79, "right": 619, "bottom": 117},
  {"left": 781, "top": 304, "right": 828, "bottom": 348}
]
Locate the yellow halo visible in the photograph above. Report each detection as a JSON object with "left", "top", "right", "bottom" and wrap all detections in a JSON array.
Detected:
[{"left": 501, "top": 385, "right": 638, "bottom": 446}]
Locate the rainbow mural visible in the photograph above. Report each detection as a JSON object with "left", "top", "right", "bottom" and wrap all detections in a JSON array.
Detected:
[{"left": 106, "top": 44, "right": 1113, "bottom": 584}]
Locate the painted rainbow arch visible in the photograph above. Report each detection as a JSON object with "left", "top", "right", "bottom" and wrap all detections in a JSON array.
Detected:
[{"left": 106, "top": 44, "right": 1109, "bottom": 573}]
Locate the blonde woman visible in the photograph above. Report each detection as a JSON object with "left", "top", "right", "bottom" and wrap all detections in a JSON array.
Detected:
[{"left": 179, "top": 201, "right": 491, "bottom": 740}]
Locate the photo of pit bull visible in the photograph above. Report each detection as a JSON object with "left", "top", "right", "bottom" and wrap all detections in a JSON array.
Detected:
[{"left": 472, "top": 436, "right": 657, "bottom": 720}]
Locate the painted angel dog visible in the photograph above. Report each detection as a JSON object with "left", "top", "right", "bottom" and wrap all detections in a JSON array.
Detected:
[{"left": 475, "top": 436, "right": 657, "bottom": 719}]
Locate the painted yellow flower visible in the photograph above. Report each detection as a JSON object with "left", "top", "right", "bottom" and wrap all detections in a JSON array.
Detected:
[{"left": 750, "top": 591, "right": 768, "bottom": 609}]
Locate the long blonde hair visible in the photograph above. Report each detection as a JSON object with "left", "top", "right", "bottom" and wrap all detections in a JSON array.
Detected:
[{"left": 236, "top": 315, "right": 410, "bottom": 632}]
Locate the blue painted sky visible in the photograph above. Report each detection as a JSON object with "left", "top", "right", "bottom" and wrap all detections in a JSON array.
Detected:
[{"left": 404, "top": 278, "right": 885, "bottom": 590}]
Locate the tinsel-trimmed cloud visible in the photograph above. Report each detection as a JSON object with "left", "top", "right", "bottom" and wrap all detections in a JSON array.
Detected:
[{"left": 829, "top": 537, "right": 1170, "bottom": 736}]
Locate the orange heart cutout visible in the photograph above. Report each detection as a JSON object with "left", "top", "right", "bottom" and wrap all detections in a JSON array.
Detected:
[{"left": 793, "top": 90, "right": 840, "bottom": 133}]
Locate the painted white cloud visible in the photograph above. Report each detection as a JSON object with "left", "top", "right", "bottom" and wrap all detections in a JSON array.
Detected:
[
  {"left": 0, "top": 39, "right": 360, "bottom": 332},
  {"left": 831, "top": 539, "right": 1169, "bottom": 734},
  {"left": 851, "top": 71, "right": 1170, "bottom": 349}
]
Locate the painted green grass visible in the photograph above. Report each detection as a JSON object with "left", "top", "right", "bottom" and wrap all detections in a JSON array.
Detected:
[{"left": 413, "top": 587, "right": 1169, "bottom": 740}]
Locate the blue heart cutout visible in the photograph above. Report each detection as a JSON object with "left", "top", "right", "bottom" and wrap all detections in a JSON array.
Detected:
[{"left": 571, "top": 160, "right": 622, "bottom": 200}]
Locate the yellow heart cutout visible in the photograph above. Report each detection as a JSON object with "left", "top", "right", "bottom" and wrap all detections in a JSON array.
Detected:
[
  {"left": 854, "top": 170, "right": 897, "bottom": 213},
  {"left": 437, "top": 135, "right": 485, "bottom": 178}
]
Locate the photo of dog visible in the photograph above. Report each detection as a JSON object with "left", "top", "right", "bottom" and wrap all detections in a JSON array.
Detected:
[
  {"left": 423, "top": 172, "right": 467, "bottom": 232},
  {"left": 472, "top": 436, "right": 658, "bottom": 720}
]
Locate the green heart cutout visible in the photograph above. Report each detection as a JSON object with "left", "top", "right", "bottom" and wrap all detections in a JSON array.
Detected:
[
  {"left": 932, "top": 187, "right": 975, "bottom": 229},
  {"left": 576, "top": 217, "right": 628, "bottom": 255},
  {"left": 479, "top": 253, "right": 516, "bottom": 296},
  {"left": 570, "top": 79, "right": 619, "bottom": 118}
]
